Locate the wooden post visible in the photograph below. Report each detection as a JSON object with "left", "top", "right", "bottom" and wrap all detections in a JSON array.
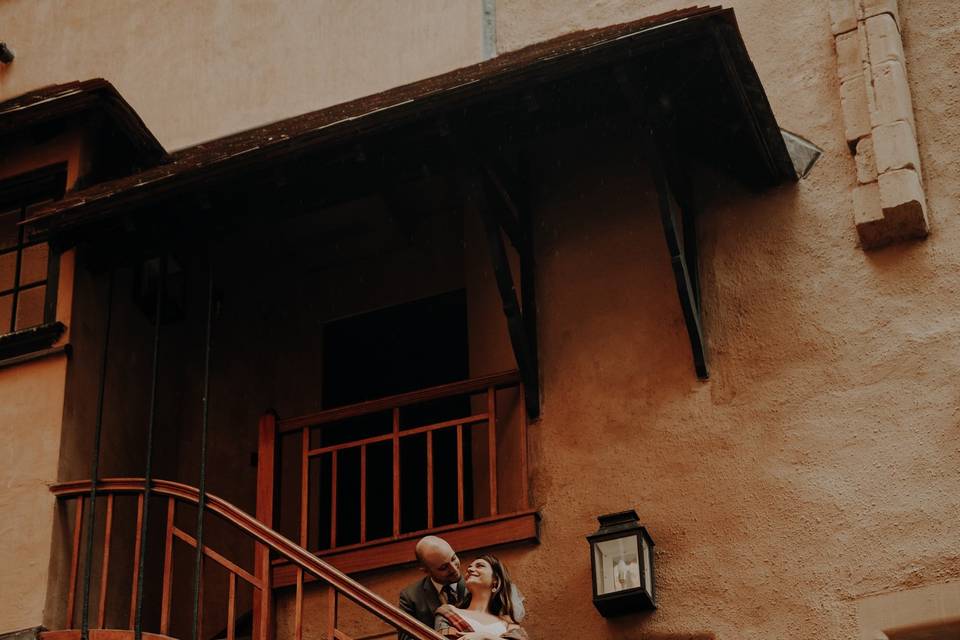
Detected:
[
  {"left": 487, "top": 387, "right": 498, "bottom": 516},
  {"left": 519, "top": 386, "right": 529, "bottom": 510},
  {"left": 392, "top": 408, "right": 400, "bottom": 537},
  {"left": 253, "top": 412, "right": 276, "bottom": 640},
  {"left": 66, "top": 496, "right": 84, "bottom": 629},
  {"left": 128, "top": 494, "right": 144, "bottom": 629},
  {"left": 97, "top": 494, "right": 114, "bottom": 628},
  {"left": 160, "top": 497, "right": 176, "bottom": 634}
]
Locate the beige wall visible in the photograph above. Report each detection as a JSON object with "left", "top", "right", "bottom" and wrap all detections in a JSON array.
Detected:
[
  {"left": 0, "top": 0, "right": 485, "bottom": 151},
  {"left": 3, "top": 1, "right": 960, "bottom": 639}
]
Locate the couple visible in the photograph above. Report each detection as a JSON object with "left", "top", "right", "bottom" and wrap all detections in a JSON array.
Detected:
[{"left": 399, "top": 535, "right": 529, "bottom": 640}]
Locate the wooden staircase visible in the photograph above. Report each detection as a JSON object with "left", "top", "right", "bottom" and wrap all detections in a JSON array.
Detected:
[{"left": 50, "top": 478, "right": 444, "bottom": 640}]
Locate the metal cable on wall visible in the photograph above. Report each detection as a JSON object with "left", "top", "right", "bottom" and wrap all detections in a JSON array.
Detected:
[
  {"left": 80, "top": 269, "right": 115, "bottom": 640},
  {"left": 134, "top": 256, "right": 166, "bottom": 640},
  {"left": 191, "top": 255, "right": 215, "bottom": 640}
]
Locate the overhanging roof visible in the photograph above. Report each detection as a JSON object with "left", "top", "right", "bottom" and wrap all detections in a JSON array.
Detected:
[
  {"left": 23, "top": 5, "right": 795, "bottom": 236},
  {"left": 0, "top": 79, "right": 168, "bottom": 169}
]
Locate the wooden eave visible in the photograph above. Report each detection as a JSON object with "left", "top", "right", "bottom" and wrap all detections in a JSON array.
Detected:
[
  {"left": 22, "top": 5, "right": 795, "bottom": 239},
  {"left": 0, "top": 79, "right": 168, "bottom": 169}
]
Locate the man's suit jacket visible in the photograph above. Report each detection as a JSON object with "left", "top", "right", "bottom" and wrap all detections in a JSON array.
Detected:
[{"left": 398, "top": 576, "right": 466, "bottom": 640}]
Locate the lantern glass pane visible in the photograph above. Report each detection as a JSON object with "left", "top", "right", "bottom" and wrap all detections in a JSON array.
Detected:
[
  {"left": 642, "top": 534, "right": 653, "bottom": 595},
  {"left": 593, "top": 535, "right": 642, "bottom": 595}
]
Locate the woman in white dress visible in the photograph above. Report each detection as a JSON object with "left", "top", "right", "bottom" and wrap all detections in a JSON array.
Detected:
[{"left": 434, "top": 555, "right": 529, "bottom": 640}]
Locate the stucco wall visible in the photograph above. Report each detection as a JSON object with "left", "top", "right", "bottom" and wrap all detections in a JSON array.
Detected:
[
  {"left": 0, "top": 0, "right": 485, "bottom": 151},
  {"left": 276, "top": 3, "right": 960, "bottom": 638},
  {"left": 0, "top": 132, "right": 81, "bottom": 633},
  {"left": 490, "top": 2, "right": 960, "bottom": 639},
  {"left": 0, "top": 356, "right": 68, "bottom": 632}
]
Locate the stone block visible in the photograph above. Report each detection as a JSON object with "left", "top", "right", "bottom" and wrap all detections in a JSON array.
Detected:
[
  {"left": 855, "top": 135, "right": 877, "bottom": 184},
  {"left": 830, "top": 0, "right": 858, "bottom": 35},
  {"left": 866, "top": 13, "right": 904, "bottom": 65},
  {"left": 876, "top": 168, "right": 928, "bottom": 245},
  {"left": 853, "top": 182, "right": 882, "bottom": 227},
  {"left": 854, "top": 171, "right": 929, "bottom": 250},
  {"left": 840, "top": 74, "right": 871, "bottom": 144},
  {"left": 835, "top": 31, "right": 863, "bottom": 82},
  {"left": 870, "top": 60, "right": 915, "bottom": 130},
  {"left": 859, "top": 0, "right": 901, "bottom": 30},
  {"left": 872, "top": 120, "right": 921, "bottom": 175}
]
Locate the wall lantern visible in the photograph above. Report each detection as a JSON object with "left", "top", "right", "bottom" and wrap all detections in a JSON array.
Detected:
[{"left": 587, "top": 510, "right": 656, "bottom": 616}]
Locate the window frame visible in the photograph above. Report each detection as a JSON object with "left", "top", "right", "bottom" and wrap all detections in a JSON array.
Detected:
[{"left": 0, "top": 163, "right": 68, "bottom": 360}]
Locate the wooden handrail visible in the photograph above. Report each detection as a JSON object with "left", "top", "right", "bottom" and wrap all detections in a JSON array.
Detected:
[
  {"left": 277, "top": 369, "right": 520, "bottom": 432},
  {"left": 51, "top": 478, "right": 444, "bottom": 640}
]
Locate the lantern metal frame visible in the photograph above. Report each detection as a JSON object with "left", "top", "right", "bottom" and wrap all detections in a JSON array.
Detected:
[{"left": 587, "top": 509, "right": 656, "bottom": 617}]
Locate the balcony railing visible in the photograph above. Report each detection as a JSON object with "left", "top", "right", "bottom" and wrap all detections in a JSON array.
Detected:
[{"left": 259, "top": 369, "right": 539, "bottom": 585}]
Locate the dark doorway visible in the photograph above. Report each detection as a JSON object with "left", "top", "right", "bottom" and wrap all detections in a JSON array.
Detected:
[{"left": 316, "top": 289, "right": 472, "bottom": 548}]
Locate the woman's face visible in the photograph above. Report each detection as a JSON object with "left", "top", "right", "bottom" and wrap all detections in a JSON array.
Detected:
[{"left": 464, "top": 558, "right": 497, "bottom": 592}]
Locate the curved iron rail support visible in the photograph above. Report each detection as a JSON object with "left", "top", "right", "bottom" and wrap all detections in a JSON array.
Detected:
[{"left": 51, "top": 478, "right": 445, "bottom": 640}]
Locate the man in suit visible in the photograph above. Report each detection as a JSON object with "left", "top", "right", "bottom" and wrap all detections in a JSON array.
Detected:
[{"left": 398, "top": 536, "right": 466, "bottom": 640}]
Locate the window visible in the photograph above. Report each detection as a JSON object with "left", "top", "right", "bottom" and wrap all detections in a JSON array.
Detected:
[
  {"left": 0, "top": 164, "right": 67, "bottom": 350},
  {"left": 268, "top": 288, "right": 537, "bottom": 578},
  {"left": 318, "top": 290, "right": 472, "bottom": 547}
]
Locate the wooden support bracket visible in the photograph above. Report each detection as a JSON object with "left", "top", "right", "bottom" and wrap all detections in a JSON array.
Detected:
[
  {"left": 615, "top": 67, "right": 708, "bottom": 379},
  {"left": 441, "top": 122, "right": 541, "bottom": 417},
  {"left": 477, "top": 161, "right": 541, "bottom": 418}
]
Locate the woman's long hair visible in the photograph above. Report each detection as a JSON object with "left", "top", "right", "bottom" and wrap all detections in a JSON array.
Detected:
[{"left": 466, "top": 554, "right": 517, "bottom": 622}]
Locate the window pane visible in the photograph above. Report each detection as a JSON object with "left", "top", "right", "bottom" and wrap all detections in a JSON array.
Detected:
[
  {"left": 0, "top": 253, "right": 15, "bottom": 291},
  {"left": 15, "top": 285, "right": 45, "bottom": 331},
  {"left": 0, "top": 209, "right": 20, "bottom": 251},
  {"left": 19, "top": 243, "right": 48, "bottom": 286},
  {"left": 0, "top": 294, "right": 11, "bottom": 333}
]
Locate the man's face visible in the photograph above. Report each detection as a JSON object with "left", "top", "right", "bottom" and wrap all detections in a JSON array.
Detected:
[{"left": 420, "top": 541, "right": 461, "bottom": 585}]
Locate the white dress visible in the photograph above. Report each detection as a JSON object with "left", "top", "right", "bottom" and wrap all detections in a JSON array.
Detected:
[{"left": 458, "top": 610, "right": 507, "bottom": 636}]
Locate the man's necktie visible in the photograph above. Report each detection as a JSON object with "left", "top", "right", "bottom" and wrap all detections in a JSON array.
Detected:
[{"left": 444, "top": 584, "right": 458, "bottom": 605}]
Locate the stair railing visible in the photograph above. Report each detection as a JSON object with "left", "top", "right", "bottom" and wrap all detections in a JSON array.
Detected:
[{"left": 52, "top": 478, "right": 444, "bottom": 640}]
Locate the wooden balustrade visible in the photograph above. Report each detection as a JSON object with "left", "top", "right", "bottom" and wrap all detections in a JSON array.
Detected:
[
  {"left": 49, "top": 372, "right": 537, "bottom": 640},
  {"left": 52, "top": 478, "right": 444, "bottom": 640},
  {"left": 261, "top": 369, "right": 538, "bottom": 583}
]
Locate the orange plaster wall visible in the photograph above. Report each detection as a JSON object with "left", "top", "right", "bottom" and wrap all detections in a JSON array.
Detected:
[
  {"left": 282, "top": 3, "right": 960, "bottom": 638},
  {"left": 0, "top": 131, "right": 84, "bottom": 633},
  {"left": 0, "top": 355, "right": 68, "bottom": 632},
  {"left": 483, "top": 3, "right": 960, "bottom": 639}
]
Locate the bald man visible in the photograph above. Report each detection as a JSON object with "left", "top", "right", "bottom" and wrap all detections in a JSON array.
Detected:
[{"left": 398, "top": 536, "right": 466, "bottom": 640}]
